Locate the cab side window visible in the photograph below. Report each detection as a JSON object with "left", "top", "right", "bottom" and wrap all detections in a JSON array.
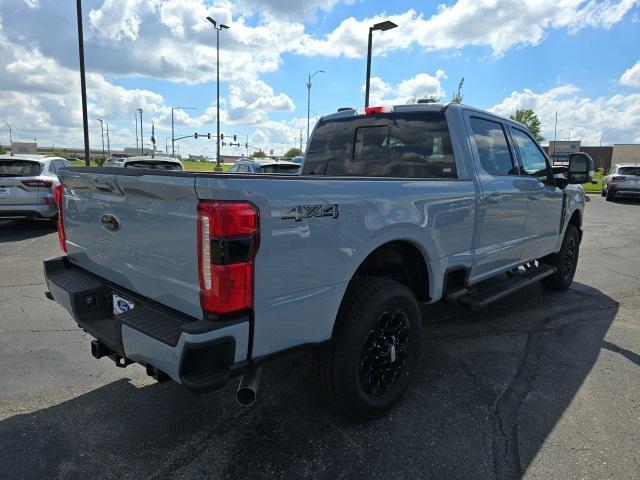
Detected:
[
  {"left": 511, "top": 128, "right": 551, "bottom": 182},
  {"left": 469, "top": 117, "right": 517, "bottom": 176}
]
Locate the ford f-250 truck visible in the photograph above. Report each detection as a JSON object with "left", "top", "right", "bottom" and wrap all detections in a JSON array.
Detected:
[{"left": 44, "top": 103, "right": 593, "bottom": 419}]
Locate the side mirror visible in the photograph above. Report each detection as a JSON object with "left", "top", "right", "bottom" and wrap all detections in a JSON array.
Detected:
[{"left": 568, "top": 152, "right": 594, "bottom": 184}]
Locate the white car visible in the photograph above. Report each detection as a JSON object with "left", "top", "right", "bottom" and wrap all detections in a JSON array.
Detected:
[
  {"left": 105, "top": 156, "right": 184, "bottom": 171},
  {"left": 602, "top": 163, "right": 640, "bottom": 201},
  {"left": 0, "top": 154, "right": 71, "bottom": 221}
]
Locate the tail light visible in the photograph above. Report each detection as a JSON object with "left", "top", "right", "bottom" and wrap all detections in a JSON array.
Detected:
[
  {"left": 54, "top": 184, "right": 67, "bottom": 253},
  {"left": 197, "top": 201, "right": 259, "bottom": 315},
  {"left": 21, "top": 179, "right": 53, "bottom": 188},
  {"left": 612, "top": 176, "right": 626, "bottom": 182}
]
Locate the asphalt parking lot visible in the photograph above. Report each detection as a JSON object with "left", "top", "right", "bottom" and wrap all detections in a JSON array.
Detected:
[{"left": 1, "top": 195, "right": 638, "bottom": 480}]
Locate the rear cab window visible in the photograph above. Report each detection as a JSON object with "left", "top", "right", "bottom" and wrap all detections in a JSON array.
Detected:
[
  {"left": 303, "top": 111, "right": 457, "bottom": 178},
  {"left": 469, "top": 117, "right": 517, "bottom": 176},
  {"left": 0, "top": 160, "right": 43, "bottom": 177}
]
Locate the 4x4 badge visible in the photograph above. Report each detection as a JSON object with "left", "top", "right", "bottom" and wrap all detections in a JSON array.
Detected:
[{"left": 281, "top": 204, "right": 339, "bottom": 222}]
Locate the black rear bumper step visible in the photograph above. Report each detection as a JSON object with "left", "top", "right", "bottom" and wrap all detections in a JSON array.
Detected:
[
  {"left": 118, "top": 305, "right": 189, "bottom": 347},
  {"left": 459, "top": 265, "right": 556, "bottom": 310}
]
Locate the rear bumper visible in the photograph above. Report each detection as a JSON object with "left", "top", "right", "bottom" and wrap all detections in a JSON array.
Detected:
[
  {"left": 0, "top": 203, "right": 57, "bottom": 218},
  {"left": 43, "top": 256, "right": 250, "bottom": 393}
]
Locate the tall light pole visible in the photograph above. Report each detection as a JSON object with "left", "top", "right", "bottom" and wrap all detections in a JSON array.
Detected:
[
  {"left": 96, "top": 118, "right": 105, "bottom": 159},
  {"left": 364, "top": 20, "right": 398, "bottom": 108},
  {"left": 137, "top": 108, "right": 143, "bottom": 155},
  {"left": 1, "top": 120, "right": 12, "bottom": 152},
  {"left": 306, "top": 70, "right": 324, "bottom": 145},
  {"left": 76, "top": 0, "right": 91, "bottom": 166},
  {"left": 171, "top": 106, "right": 196, "bottom": 157},
  {"left": 106, "top": 121, "right": 111, "bottom": 157},
  {"left": 206, "top": 16, "right": 229, "bottom": 172},
  {"left": 135, "top": 114, "right": 139, "bottom": 149}
]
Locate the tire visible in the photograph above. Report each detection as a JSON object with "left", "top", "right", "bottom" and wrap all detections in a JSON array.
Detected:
[
  {"left": 601, "top": 188, "right": 606, "bottom": 197},
  {"left": 314, "top": 276, "right": 422, "bottom": 420},
  {"left": 540, "top": 224, "right": 580, "bottom": 291},
  {"left": 606, "top": 190, "right": 615, "bottom": 202}
]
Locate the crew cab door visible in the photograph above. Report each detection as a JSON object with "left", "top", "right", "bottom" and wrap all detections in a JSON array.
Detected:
[
  {"left": 466, "top": 115, "right": 528, "bottom": 282},
  {"left": 508, "top": 126, "right": 563, "bottom": 260}
]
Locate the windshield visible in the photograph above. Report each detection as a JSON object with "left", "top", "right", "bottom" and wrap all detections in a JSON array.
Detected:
[
  {"left": 258, "top": 164, "right": 300, "bottom": 174},
  {"left": 124, "top": 161, "right": 183, "bottom": 171},
  {"left": 0, "top": 160, "right": 42, "bottom": 177},
  {"left": 303, "top": 111, "right": 456, "bottom": 178},
  {"left": 618, "top": 167, "right": 640, "bottom": 176}
]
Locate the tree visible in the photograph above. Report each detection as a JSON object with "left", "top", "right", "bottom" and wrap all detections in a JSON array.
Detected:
[
  {"left": 50, "top": 149, "right": 68, "bottom": 159},
  {"left": 0, "top": 145, "right": 6, "bottom": 155},
  {"left": 284, "top": 147, "right": 303, "bottom": 158},
  {"left": 510, "top": 109, "right": 544, "bottom": 142},
  {"left": 406, "top": 95, "right": 440, "bottom": 104},
  {"left": 451, "top": 77, "right": 464, "bottom": 104},
  {"left": 251, "top": 150, "right": 266, "bottom": 158}
]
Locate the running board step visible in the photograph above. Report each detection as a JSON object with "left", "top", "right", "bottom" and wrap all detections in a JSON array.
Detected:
[{"left": 458, "top": 265, "right": 556, "bottom": 311}]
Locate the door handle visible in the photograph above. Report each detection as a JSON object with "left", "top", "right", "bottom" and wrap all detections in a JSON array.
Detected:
[
  {"left": 484, "top": 193, "right": 509, "bottom": 204},
  {"left": 528, "top": 192, "right": 543, "bottom": 201}
]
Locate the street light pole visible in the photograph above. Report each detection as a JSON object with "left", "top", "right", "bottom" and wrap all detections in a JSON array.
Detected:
[
  {"left": 97, "top": 118, "right": 105, "bottom": 159},
  {"left": 171, "top": 106, "right": 196, "bottom": 157},
  {"left": 76, "top": 0, "right": 91, "bottom": 166},
  {"left": 106, "top": 121, "right": 110, "bottom": 157},
  {"left": 306, "top": 70, "right": 324, "bottom": 145},
  {"left": 135, "top": 114, "right": 139, "bottom": 149},
  {"left": 364, "top": 20, "right": 398, "bottom": 108},
  {"left": 206, "top": 16, "right": 229, "bottom": 172},
  {"left": 137, "top": 108, "right": 143, "bottom": 155}
]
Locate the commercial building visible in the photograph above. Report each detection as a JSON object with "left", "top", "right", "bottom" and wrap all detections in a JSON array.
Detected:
[{"left": 611, "top": 144, "right": 640, "bottom": 167}]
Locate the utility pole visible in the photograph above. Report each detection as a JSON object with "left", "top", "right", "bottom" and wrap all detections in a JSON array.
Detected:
[
  {"left": 137, "top": 108, "right": 143, "bottom": 155},
  {"left": 106, "top": 122, "right": 111, "bottom": 157},
  {"left": 1, "top": 120, "right": 12, "bottom": 153},
  {"left": 151, "top": 122, "right": 156, "bottom": 158},
  {"left": 206, "top": 17, "right": 229, "bottom": 172},
  {"left": 553, "top": 110, "right": 557, "bottom": 162},
  {"left": 76, "top": 0, "right": 91, "bottom": 165},
  {"left": 135, "top": 114, "right": 139, "bottom": 149},
  {"left": 299, "top": 129, "right": 303, "bottom": 151}
]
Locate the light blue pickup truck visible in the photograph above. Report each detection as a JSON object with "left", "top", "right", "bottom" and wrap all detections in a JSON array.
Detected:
[{"left": 44, "top": 103, "right": 592, "bottom": 419}]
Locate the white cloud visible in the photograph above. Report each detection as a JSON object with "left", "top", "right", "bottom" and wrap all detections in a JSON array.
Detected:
[
  {"left": 368, "top": 70, "right": 447, "bottom": 105},
  {"left": 490, "top": 85, "right": 640, "bottom": 144},
  {"left": 620, "top": 60, "right": 640, "bottom": 87},
  {"left": 298, "top": 1, "right": 640, "bottom": 58},
  {"left": 237, "top": 0, "right": 340, "bottom": 20}
]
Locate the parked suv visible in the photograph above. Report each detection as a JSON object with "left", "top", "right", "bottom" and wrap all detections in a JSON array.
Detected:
[
  {"left": 44, "top": 103, "right": 592, "bottom": 419},
  {"left": 602, "top": 163, "right": 640, "bottom": 200},
  {"left": 0, "top": 154, "right": 70, "bottom": 220}
]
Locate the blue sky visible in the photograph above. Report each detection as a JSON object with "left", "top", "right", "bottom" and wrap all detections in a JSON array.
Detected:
[{"left": 0, "top": 0, "right": 639, "bottom": 157}]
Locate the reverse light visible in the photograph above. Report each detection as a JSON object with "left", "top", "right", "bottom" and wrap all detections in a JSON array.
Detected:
[
  {"left": 197, "top": 201, "right": 259, "bottom": 315},
  {"left": 54, "top": 184, "right": 67, "bottom": 253},
  {"left": 21, "top": 179, "right": 53, "bottom": 188}
]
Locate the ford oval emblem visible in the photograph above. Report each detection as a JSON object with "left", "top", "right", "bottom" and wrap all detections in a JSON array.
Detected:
[{"left": 101, "top": 214, "right": 121, "bottom": 232}]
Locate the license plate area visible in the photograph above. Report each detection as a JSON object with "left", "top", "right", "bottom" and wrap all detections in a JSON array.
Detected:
[
  {"left": 0, "top": 187, "right": 10, "bottom": 196},
  {"left": 113, "top": 293, "right": 135, "bottom": 315}
]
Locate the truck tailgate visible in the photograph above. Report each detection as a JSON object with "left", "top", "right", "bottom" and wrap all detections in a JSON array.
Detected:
[{"left": 59, "top": 169, "right": 202, "bottom": 319}]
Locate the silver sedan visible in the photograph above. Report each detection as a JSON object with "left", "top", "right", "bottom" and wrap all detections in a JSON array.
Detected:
[
  {"left": 602, "top": 163, "right": 640, "bottom": 201},
  {"left": 0, "top": 154, "right": 71, "bottom": 221}
]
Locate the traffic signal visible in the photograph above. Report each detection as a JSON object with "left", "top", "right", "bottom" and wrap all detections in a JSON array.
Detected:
[
  {"left": 220, "top": 134, "right": 224, "bottom": 140},
  {"left": 207, "top": 133, "right": 211, "bottom": 139},
  {"left": 194, "top": 133, "right": 198, "bottom": 139},
  {"left": 233, "top": 135, "right": 237, "bottom": 141}
]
